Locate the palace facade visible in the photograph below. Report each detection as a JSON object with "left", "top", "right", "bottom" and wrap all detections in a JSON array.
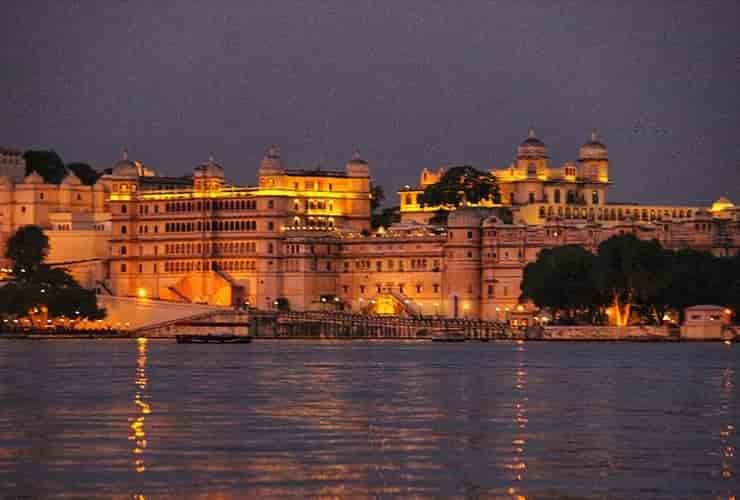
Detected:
[{"left": 1, "top": 130, "right": 738, "bottom": 320}]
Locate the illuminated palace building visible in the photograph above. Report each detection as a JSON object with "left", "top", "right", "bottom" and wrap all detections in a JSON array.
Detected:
[{"left": 1, "top": 130, "right": 738, "bottom": 318}]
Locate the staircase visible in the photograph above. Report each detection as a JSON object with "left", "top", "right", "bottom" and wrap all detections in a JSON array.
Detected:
[
  {"left": 166, "top": 286, "right": 192, "bottom": 303},
  {"left": 132, "top": 309, "right": 229, "bottom": 337},
  {"left": 96, "top": 280, "right": 114, "bottom": 296}
]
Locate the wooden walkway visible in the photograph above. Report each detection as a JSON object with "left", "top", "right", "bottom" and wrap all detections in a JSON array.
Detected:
[{"left": 254, "top": 311, "right": 513, "bottom": 340}]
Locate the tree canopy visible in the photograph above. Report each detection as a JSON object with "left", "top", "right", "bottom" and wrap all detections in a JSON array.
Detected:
[
  {"left": 22, "top": 151, "right": 100, "bottom": 185},
  {"left": 66, "top": 162, "right": 100, "bottom": 185},
  {"left": 0, "top": 226, "right": 105, "bottom": 321},
  {"left": 520, "top": 245, "right": 605, "bottom": 323},
  {"left": 371, "top": 206, "right": 400, "bottom": 229},
  {"left": 520, "top": 233, "right": 740, "bottom": 325},
  {"left": 596, "top": 234, "right": 668, "bottom": 326},
  {"left": 23, "top": 150, "right": 67, "bottom": 184},
  {"left": 370, "top": 184, "right": 385, "bottom": 212},
  {"left": 418, "top": 166, "right": 500, "bottom": 207},
  {"left": 5, "top": 225, "right": 49, "bottom": 275}
]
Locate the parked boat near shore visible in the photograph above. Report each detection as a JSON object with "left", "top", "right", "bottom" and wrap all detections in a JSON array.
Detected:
[
  {"left": 176, "top": 334, "right": 251, "bottom": 344},
  {"left": 430, "top": 329, "right": 466, "bottom": 342}
]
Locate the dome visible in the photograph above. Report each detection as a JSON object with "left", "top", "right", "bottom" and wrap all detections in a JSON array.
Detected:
[
  {"left": 62, "top": 172, "right": 81, "bottom": 185},
  {"left": 194, "top": 155, "right": 224, "bottom": 178},
  {"left": 447, "top": 207, "right": 489, "bottom": 228},
  {"left": 578, "top": 130, "right": 608, "bottom": 161},
  {"left": 112, "top": 149, "right": 140, "bottom": 177},
  {"left": 711, "top": 196, "right": 734, "bottom": 212},
  {"left": 517, "top": 127, "right": 548, "bottom": 159},
  {"left": 23, "top": 171, "right": 44, "bottom": 184}
]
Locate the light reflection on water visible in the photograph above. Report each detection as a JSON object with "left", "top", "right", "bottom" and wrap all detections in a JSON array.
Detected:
[{"left": 0, "top": 340, "right": 737, "bottom": 499}]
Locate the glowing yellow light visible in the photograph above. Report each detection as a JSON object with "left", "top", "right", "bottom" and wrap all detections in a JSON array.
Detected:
[
  {"left": 137, "top": 288, "right": 147, "bottom": 298},
  {"left": 516, "top": 305, "right": 524, "bottom": 311}
]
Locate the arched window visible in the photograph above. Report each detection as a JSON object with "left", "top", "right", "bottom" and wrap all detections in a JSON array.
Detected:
[
  {"left": 592, "top": 191, "right": 599, "bottom": 204},
  {"left": 554, "top": 189, "right": 561, "bottom": 203},
  {"left": 527, "top": 163, "right": 537, "bottom": 177}
]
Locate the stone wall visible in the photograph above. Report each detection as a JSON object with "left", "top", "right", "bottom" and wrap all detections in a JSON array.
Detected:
[
  {"left": 81, "top": 295, "right": 227, "bottom": 330},
  {"left": 541, "top": 325, "right": 672, "bottom": 340}
]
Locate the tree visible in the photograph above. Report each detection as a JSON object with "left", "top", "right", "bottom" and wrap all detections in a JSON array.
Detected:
[
  {"left": 596, "top": 234, "right": 667, "bottom": 326},
  {"left": 371, "top": 206, "right": 400, "bottom": 229},
  {"left": 5, "top": 225, "right": 49, "bottom": 275},
  {"left": 23, "top": 150, "right": 67, "bottom": 184},
  {"left": 0, "top": 226, "right": 106, "bottom": 322},
  {"left": 418, "top": 166, "right": 500, "bottom": 208},
  {"left": 370, "top": 184, "right": 385, "bottom": 212},
  {"left": 66, "top": 162, "right": 100, "bottom": 185},
  {"left": 520, "top": 245, "right": 604, "bottom": 323}
]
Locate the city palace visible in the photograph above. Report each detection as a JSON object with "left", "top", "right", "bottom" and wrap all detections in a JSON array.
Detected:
[{"left": 1, "top": 130, "right": 738, "bottom": 321}]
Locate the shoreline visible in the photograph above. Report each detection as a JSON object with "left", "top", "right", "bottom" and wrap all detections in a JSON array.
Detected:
[{"left": 0, "top": 333, "right": 732, "bottom": 342}]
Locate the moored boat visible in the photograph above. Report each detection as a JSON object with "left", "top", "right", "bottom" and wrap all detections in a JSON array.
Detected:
[
  {"left": 176, "top": 334, "right": 251, "bottom": 344},
  {"left": 430, "top": 329, "right": 467, "bottom": 342}
]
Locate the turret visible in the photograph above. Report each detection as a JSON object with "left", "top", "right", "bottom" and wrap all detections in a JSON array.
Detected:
[{"left": 345, "top": 148, "right": 370, "bottom": 178}]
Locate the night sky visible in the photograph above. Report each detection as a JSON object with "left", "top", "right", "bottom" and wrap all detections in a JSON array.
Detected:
[{"left": 2, "top": 1, "right": 738, "bottom": 206}]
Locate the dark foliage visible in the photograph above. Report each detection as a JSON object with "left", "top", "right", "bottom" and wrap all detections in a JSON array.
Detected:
[{"left": 418, "top": 166, "right": 500, "bottom": 207}]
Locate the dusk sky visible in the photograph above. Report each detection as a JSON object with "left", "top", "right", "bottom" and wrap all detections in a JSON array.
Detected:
[{"left": 2, "top": 1, "right": 738, "bottom": 206}]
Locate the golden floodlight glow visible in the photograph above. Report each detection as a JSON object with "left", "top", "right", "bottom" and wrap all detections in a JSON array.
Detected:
[{"left": 137, "top": 288, "right": 147, "bottom": 298}]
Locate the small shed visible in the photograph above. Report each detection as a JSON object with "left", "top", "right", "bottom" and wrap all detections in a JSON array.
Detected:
[{"left": 681, "top": 305, "right": 732, "bottom": 340}]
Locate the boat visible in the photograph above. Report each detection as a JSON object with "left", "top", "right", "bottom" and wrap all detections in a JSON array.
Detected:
[
  {"left": 176, "top": 334, "right": 252, "bottom": 344},
  {"left": 430, "top": 329, "right": 467, "bottom": 342}
]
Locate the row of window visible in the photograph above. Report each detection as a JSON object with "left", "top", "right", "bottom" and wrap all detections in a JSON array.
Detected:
[
  {"left": 165, "top": 241, "right": 260, "bottom": 255},
  {"left": 164, "top": 260, "right": 258, "bottom": 273},
  {"left": 294, "top": 200, "right": 334, "bottom": 211},
  {"left": 165, "top": 199, "right": 262, "bottom": 212},
  {"left": 346, "top": 259, "right": 441, "bottom": 272},
  {"left": 538, "top": 205, "right": 695, "bottom": 221},
  {"left": 346, "top": 283, "right": 441, "bottom": 295},
  {"left": 164, "top": 220, "right": 273, "bottom": 232},
  {"left": 119, "top": 260, "right": 263, "bottom": 273}
]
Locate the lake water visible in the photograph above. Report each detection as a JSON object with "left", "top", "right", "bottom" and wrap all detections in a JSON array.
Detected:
[{"left": 0, "top": 339, "right": 736, "bottom": 499}]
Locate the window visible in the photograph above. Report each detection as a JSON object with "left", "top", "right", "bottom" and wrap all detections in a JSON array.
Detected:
[
  {"left": 554, "top": 189, "right": 561, "bottom": 203},
  {"left": 433, "top": 284, "right": 439, "bottom": 293},
  {"left": 120, "top": 246, "right": 127, "bottom": 255},
  {"left": 527, "top": 163, "right": 537, "bottom": 177},
  {"left": 509, "top": 192, "right": 515, "bottom": 204},
  {"left": 592, "top": 191, "right": 599, "bottom": 204},
  {"left": 528, "top": 192, "right": 535, "bottom": 203},
  {"left": 121, "top": 205, "right": 127, "bottom": 214},
  {"left": 360, "top": 285, "right": 365, "bottom": 294},
  {"left": 416, "top": 285, "right": 422, "bottom": 293},
  {"left": 120, "top": 263, "right": 127, "bottom": 272},
  {"left": 268, "top": 221, "right": 274, "bottom": 231},
  {"left": 39, "top": 193, "right": 44, "bottom": 200},
  {"left": 488, "top": 284, "right": 494, "bottom": 296},
  {"left": 467, "top": 231, "right": 473, "bottom": 239},
  {"left": 268, "top": 200, "right": 274, "bottom": 209},
  {"left": 121, "top": 226, "right": 127, "bottom": 234}
]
